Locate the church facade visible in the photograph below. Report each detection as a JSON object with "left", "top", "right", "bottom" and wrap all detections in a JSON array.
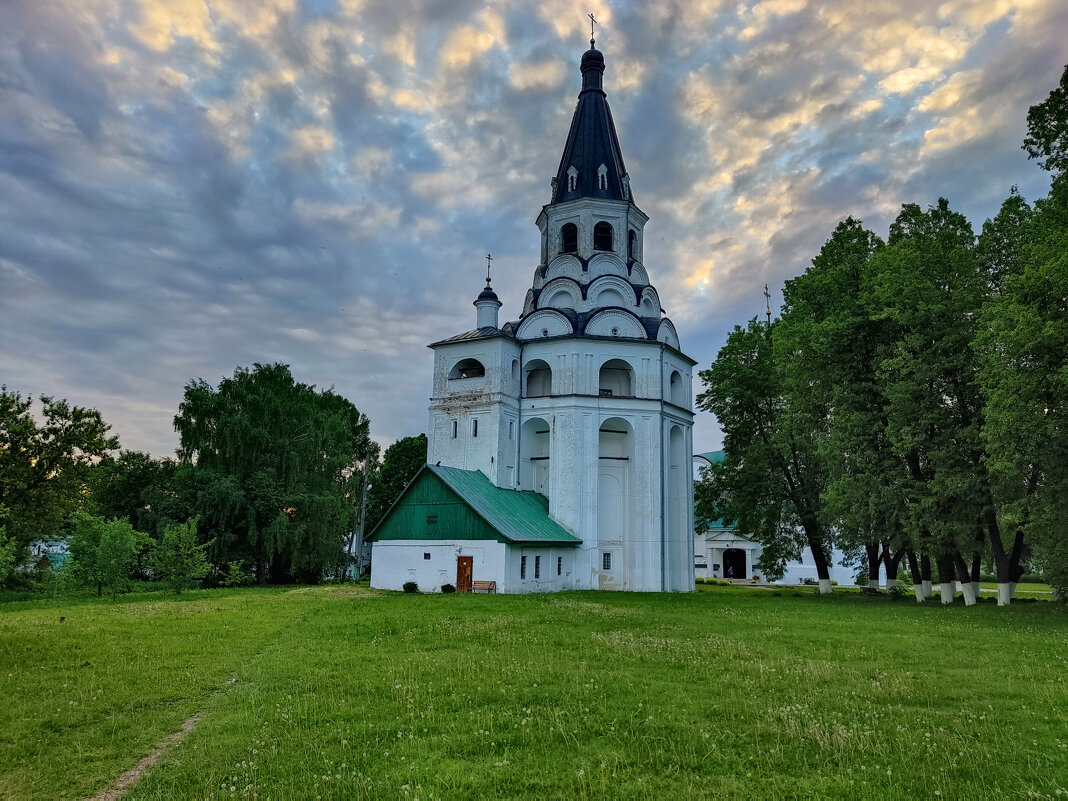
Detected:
[{"left": 368, "top": 41, "right": 696, "bottom": 593}]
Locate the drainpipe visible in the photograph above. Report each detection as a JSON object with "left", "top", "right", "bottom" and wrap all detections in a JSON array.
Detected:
[{"left": 659, "top": 343, "right": 666, "bottom": 592}]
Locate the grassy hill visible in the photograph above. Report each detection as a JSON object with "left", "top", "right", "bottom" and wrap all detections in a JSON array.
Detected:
[{"left": 1, "top": 586, "right": 1065, "bottom": 798}]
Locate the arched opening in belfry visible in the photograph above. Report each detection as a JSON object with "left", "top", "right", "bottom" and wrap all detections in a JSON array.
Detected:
[
  {"left": 598, "top": 358, "right": 634, "bottom": 397},
  {"left": 561, "top": 223, "right": 578, "bottom": 254},
  {"left": 594, "top": 221, "right": 613, "bottom": 252},
  {"left": 520, "top": 417, "right": 550, "bottom": 496},
  {"left": 448, "top": 358, "right": 485, "bottom": 379},
  {"left": 525, "top": 359, "right": 552, "bottom": 397},
  {"left": 669, "top": 370, "right": 686, "bottom": 406},
  {"left": 628, "top": 229, "right": 636, "bottom": 259}
]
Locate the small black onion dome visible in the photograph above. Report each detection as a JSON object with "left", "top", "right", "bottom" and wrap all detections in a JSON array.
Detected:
[
  {"left": 477, "top": 287, "right": 500, "bottom": 302},
  {"left": 581, "top": 46, "right": 605, "bottom": 72},
  {"left": 581, "top": 46, "right": 605, "bottom": 93}
]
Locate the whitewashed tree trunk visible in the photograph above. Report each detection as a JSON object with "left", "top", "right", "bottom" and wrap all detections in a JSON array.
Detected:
[
  {"left": 961, "top": 582, "right": 978, "bottom": 606},
  {"left": 940, "top": 582, "right": 956, "bottom": 604},
  {"left": 997, "top": 583, "right": 1013, "bottom": 606},
  {"left": 922, "top": 580, "right": 933, "bottom": 599},
  {"left": 885, "top": 578, "right": 898, "bottom": 590},
  {"left": 914, "top": 584, "right": 926, "bottom": 603},
  {"left": 1009, "top": 581, "right": 1017, "bottom": 600},
  {"left": 819, "top": 578, "right": 832, "bottom": 595},
  {"left": 971, "top": 581, "right": 981, "bottom": 601}
]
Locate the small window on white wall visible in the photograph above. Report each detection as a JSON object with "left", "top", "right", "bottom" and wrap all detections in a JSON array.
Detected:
[
  {"left": 509, "top": 420, "right": 514, "bottom": 440},
  {"left": 451, "top": 420, "right": 458, "bottom": 438},
  {"left": 521, "top": 555, "right": 527, "bottom": 579},
  {"left": 557, "top": 556, "right": 562, "bottom": 576},
  {"left": 535, "top": 555, "right": 541, "bottom": 579},
  {"left": 472, "top": 419, "right": 478, "bottom": 437},
  {"left": 602, "top": 552, "right": 612, "bottom": 570}
]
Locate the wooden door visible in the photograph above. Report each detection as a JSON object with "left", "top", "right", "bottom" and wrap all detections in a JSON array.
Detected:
[{"left": 456, "top": 556, "right": 473, "bottom": 593}]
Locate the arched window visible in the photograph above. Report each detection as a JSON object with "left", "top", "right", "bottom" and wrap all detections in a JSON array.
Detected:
[
  {"left": 525, "top": 359, "right": 552, "bottom": 397},
  {"left": 448, "top": 358, "right": 485, "bottom": 379},
  {"left": 594, "top": 222, "right": 613, "bottom": 252},
  {"left": 597, "top": 163, "right": 608, "bottom": 190},
  {"left": 598, "top": 359, "right": 634, "bottom": 397},
  {"left": 628, "top": 229, "right": 636, "bottom": 258},
  {"left": 669, "top": 370, "right": 686, "bottom": 406},
  {"left": 520, "top": 417, "right": 551, "bottom": 495},
  {"left": 561, "top": 223, "right": 578, "bottom": 254},
  {"left": 566, "top": 166, "right": 578, "bottom": 192}
]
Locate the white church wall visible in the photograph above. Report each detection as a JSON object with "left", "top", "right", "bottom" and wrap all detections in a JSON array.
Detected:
[
  {"left": 370, "top": 540, "right": 508, "bottom": 592},
  {"left": 502, "top": 546, "right": 577, "bottom": 593}
]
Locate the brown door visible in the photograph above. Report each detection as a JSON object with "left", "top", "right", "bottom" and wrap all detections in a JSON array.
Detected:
[{"left": 456, "top": 556, "right": 473, "bottom": 593}]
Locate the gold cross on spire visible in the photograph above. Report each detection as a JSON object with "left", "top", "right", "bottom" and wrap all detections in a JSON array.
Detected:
[{"left": 588, "top": 12, "right": 597, "bottom": 46}]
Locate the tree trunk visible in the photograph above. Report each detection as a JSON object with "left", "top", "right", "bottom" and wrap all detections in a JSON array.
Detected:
[
  {"left": 970, "top": 550, "right": 982, "bottom": 603},
  {"left": 805, "top": 531, "right": 833, "bottom": 594},
  {"left": 952, "top": 552, "right": 977, "bottom": 606},
  {"left": 866, "top": 542, "right": 882, "bottom": 589},
  {"left": 920, "top": 553, "right": 933, "bottom": 600},
  {"left": 906, "top": 550, "right": 925, "bottom": 602},
  {"left": 937, "top": 553, "right": 957, "bottom": 604},
  {"left": 882, "top": 544, "right": 905, "bottom": 590}
]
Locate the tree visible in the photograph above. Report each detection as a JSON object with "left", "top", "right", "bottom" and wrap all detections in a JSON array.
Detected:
[
  {"left": 0, "top": 389, "right": 119, "bottom": 552},
  {"left": 67, "top": 513, "right": 148, "bottom": 599},
  {"left": 696, "top": 319, "right": 835, "bottom": 592},
  {"left": 154, "top": 518, "right": 211, "bottom": 594},
  {"left": 89, "top": 451, "right": 183, "bottom": 535},
  {"left": 0, "top": 505, "right": 16, "bottom": 585},
  {"left": 365, "top": 434, "right": 428, "bottom": 533},
  {"left": 977, "top": 176, "right": 1068, "bottom": 601},
  {"left": 173, "top": 363, "right": 376, "bottom": 584},
  {"left": 1023, "top": 64, "right": 1068, "bottom": 175}
]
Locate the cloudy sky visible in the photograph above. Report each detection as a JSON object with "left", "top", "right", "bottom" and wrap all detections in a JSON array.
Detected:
[{"left": 1, "top": 0, "right": 1064, "bottom": 458}]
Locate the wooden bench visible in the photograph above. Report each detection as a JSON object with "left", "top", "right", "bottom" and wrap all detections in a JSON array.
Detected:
[{"left": 472, "top": 580, "right": 496, "bottom": 594}]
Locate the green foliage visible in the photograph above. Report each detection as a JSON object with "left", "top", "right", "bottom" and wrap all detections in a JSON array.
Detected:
[
  {"left": 440, "top": 583, "right": 456, "bottom": 593},
  {"left": 402, "top": 581, "right": 419, "bottom": 593},
  {"left": 0, "top": 388, "right": 119, "bottom": 551},
  {"left": 886, "top": 582, "right": 909, "bottom": 599},
  {"left": 365, "top": 433, "right": 428, "bottom": 533},
  {"left": 154, "top": 519, "right": 211, "bottom": 594},
  {"left": 173, "top": 363, "right": 376, "bottom": 584},
  {"left": 696, "top": 319, "right": 833, "bottom": 584},
  {"left": 0, "top": 531, "right": 16, "bottom": 585},
  {"left": 88, "top": 450, "right": 184, "bottom": 537},
  {"left": 67, "top": 513, "right": 150, "bottom": 599},
  {"left": 1023, "top": 64, "right": 1068, "bottom": 175},
  {"left": 221, "top": 560, "right": 252, "bottom": 588}
]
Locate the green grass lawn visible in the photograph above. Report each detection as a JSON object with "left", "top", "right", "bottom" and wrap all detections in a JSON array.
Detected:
[{"left": 1, "top": 587, "right": 1065, "bottom": 799}]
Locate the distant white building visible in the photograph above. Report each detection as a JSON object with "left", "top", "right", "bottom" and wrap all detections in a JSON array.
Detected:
[
  {"left": 369, "top": 41, "right": 695, "bottom": 594},
  {"left": 693, "top": 453, "right": 857, "bottom": 586}
]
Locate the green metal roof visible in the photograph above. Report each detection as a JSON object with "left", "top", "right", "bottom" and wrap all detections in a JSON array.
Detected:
[
  {"left": 366, "top": 464, "right": 581, "bottom": 546},
  {"left": 429, "top": 465, "right": 581, "bottom": 545},
  {"left": 695, "top": 450, "right": 725, "bottom": 464}
]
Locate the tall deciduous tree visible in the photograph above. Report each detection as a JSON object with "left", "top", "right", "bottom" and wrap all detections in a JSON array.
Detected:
[
  {"left": 697, "top": 319, "right": 835, "bottom": 592},
  {"left": 67, "top": 513, "right": 149, "bottom": 599},
  {"left": 173, "top": 363, "right": 375, "bottom": 584},
  {"left": 0, "top": 389, "right": 119, "bottom": 553},
  {"left": 977, "top": 176, "right": 1068, "bottom": 600},
  {"left": 1023, "top": 64, "right": 1068, "bottom": 176}
]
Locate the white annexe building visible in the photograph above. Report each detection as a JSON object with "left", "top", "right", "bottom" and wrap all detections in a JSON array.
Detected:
[{"left": 369, "top": 41, "right": 696, "bottom": 594}]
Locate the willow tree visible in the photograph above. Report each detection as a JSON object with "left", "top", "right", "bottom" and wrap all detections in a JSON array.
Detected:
[{"left": 173, "top": 363, "right": 376, "bottom": 584}]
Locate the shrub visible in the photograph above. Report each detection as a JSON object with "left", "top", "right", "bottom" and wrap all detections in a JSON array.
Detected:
[
  {"left": 855, "top": 572, "right": 869, "bottom": 586},
  {"left": 402, "top": 581, "right": 419, "bottom": 593},
  {"left": 695, "top": 577, "right": 704, "bottom": 584},
  {"left": 886, "top": 583, "right": 908, "bottom": 600},
  {"left": 221, "top": 561, "right": 252, "bottom": 588},
  {"left": 440, "top": 583, "right": 456, "bottom": 593},
  {"left": 801, "top": 577, "right": 817, "bottom": 586}
]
